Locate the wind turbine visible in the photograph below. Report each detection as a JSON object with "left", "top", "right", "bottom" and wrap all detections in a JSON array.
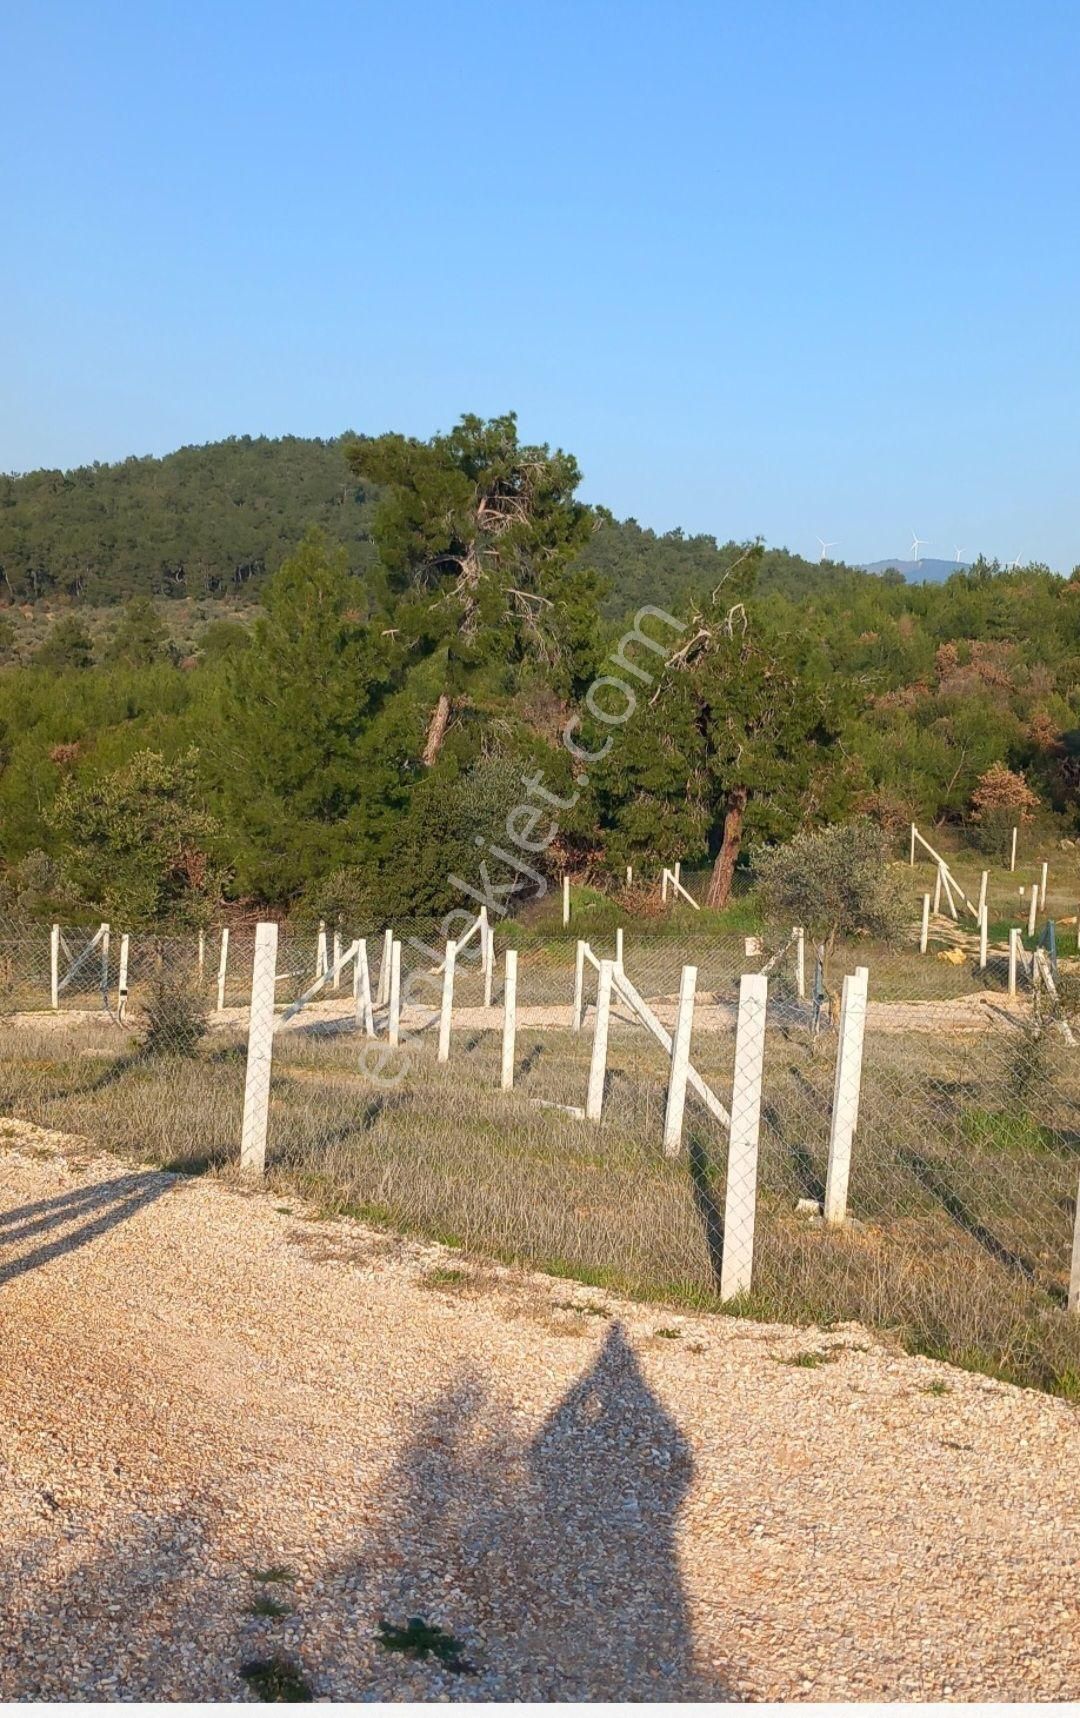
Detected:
[
  {"left": 954, "top": 545, "right": 965, "bottom": 563},
  {"left": 910, "top": 531, "right": 927, "bottom": 563},
  {"left": 1006, "top": 553, "right": 1023, "bottom": 570},
  {"left": 817, "top": 536, "right": 838, "bottom": 562}
]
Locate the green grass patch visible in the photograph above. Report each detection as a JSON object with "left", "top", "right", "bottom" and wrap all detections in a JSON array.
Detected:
[
  {"left": 777, "top": 1349, "right": 837, "bottom": 1369},
  {"left": 239, "top": 1656, "right": 312, "bottom": 1701},
  {"left": 959, "top": 1107, "right": 1058, "bottom": 1157},
  {"left": 249, "top": 1594, "right": 293, "bottom": 1619},
  {"left": 421, "top": 1266, "right": 467, "bottom": 1289}
]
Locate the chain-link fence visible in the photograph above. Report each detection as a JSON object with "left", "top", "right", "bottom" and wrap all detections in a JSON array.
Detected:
[{"left": 2, "top": 909, "right": 1080, "bottom": 1394}]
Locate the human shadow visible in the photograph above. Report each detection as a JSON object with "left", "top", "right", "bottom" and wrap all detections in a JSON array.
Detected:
[
  {"left": 337, "top": 1322, "right": 727, "bottom": 1698},
  {"left": 0, "top": 1172, "right": 175, "bottom": 1287}
]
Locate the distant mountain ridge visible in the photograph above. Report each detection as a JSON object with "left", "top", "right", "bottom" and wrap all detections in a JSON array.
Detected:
[{"left": 859, "top": 556, "right": 971, "bottom": 584}]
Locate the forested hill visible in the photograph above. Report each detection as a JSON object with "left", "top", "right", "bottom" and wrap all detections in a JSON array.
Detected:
[
  {"left": 0, "top": 436, "right": 381, "bottom": 604},
  {"left": 1, "top": 412, "right": 1079, "bottom": 927},
  {"left": 0, "top": 433, "right": 844, "bottom": 619}
]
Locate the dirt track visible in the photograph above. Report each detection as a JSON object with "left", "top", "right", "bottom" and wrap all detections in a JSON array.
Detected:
[
  {"left": 14, "top": 986, "right": 1030, "bottom": 1041},
  {"left": 2, "top": 1125, "right": 1079, "bottom": 1701}
]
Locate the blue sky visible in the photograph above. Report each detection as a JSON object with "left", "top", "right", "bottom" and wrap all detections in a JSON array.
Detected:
[{"left": 4, "top": 0, "right": 1079, "bottom": 568}]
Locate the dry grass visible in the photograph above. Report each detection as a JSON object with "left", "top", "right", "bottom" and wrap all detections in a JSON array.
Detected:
[{"left": 2, "top": 989, "right": 1080, "bottom": 1396}]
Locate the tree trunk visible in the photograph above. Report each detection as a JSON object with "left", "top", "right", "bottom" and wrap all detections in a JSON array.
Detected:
[
  {"left": 421, "top": 693, "right": 453, "bottom": 766},
  {"left": 706, "top": 787, "right": 748, "bottom": 909}
]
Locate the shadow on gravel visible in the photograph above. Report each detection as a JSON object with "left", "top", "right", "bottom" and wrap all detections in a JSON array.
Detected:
[
  {"left": 339, "top": 1322, "right": 728, "bottom": 1699},
  {"left": 0, "top": 1173, "right": 175, "bottom": 1287}
]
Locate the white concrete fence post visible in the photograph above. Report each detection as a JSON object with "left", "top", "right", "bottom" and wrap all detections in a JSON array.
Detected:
[
  {"left": 501, "top": 950, "right": 518, "bottom": 1091},
  {"left": 117, "top": 933, "right": 130, "bottom": 1018},
  {"left": 719, "top": 973, "right": 769, "bottom": 1301},
  {"left": 562, "top": 875, "right": 570, "bottom": 928},
  {"left": 438, "top": 939, "right": 457, "bottom": 1063},
  {"left": 909, "top": 821, "right": 916, "bottom": 865},
  {"left": 572, "top": 939, "right": 587, "bottom": 1031},
  {"left": 354, "top": 937, "right": 374, "bottom": 1036},
  {"left": 1069, "top": 1169, "right": 1080, "bottom": 1315},
  {"left": 795, "top": 926, "right": 806, "bottom": 999},
  {"left": 216, "top": 927, "right": 229, "bottom": 1013},
  {"left": 585, "top": 957, "right": 614, "bottom": 1123},
  {"left": 1008, "top": 927, "right": 1020, "bottom": 997},
  {"left": 240, "top": 921, "right": 279, "bottom": 1176},
  {"left": 615, "top": 926, "right": 624, "bottom": 973},
  {"left": 478, "top": 905, "right": 490, "bottom": 972},
  {"left": 332, "top": 929, "right": 342, "bottom": 991},
  {"left": 483, "top": 914, "right": 494, "bottom": 1009},
  {"left": 377, "top": 928, "right": 393, "bottom": 1008},
  {"left": 933, "top": 864, "right": 942, "bottom": 916},
  {"left": 50, "top": 924, "right": 59, "bottom": 1011},
  {"left": 316, "top": 920, "right": 328, "bottom": 980},
  {"left": 388, "top": 939, "right": 402, "bottom": 1047},
  {"left": 823, "top": 966, "right": 870, "bottom": 1226},
  {"left": 919, "top": 893, "right": 930, "bottom": 955},
  {"left": 1028, "top": 886, "right": 1039, "bottom": 938},
  {"left": 1040, "top": 861, "right": 1049, "bottom": 910},
  {"left": 100, "top": 923, "right": 110, "bottom": 994},
  {"left": 663, "top": 963, "right": 697, "bottom": 1158},
  {"left": 978, "top": 870, "right": 988, "bottom": 918},
  {"left": 978, "top": 905, "right": 988, "bottom": 971}
]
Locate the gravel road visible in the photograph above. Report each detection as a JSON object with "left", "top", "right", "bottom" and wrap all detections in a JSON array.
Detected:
[{"left": 1, "top": 1121, "right": 1078, "bottom": 1701}]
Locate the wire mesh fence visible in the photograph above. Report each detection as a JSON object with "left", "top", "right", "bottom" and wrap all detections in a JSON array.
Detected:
[{"left": 2, "top": 908, "right": 1080, "bottom": 1394}]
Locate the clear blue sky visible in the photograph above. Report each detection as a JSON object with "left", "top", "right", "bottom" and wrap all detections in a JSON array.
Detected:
[{"left": 4, "top": 0, "right": 1079, "bottom": 569}]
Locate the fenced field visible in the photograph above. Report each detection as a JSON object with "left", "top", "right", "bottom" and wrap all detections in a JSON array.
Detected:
[{"left": 3, "top": 898, "right": 1080, "bottom": 1396}]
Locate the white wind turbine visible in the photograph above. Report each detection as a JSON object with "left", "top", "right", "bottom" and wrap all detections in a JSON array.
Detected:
[
  {"left": 1006, "top": 553, "right": 1023, "bottom": 570},
  {"left": 955, "top": 545, "right": 965, "bottom": 563},
  {"left": 910, "top": 531, "right": 928, "bottom": 563},
  {"left": 817, "top": 536, "right": 838, "bottom": 562}
]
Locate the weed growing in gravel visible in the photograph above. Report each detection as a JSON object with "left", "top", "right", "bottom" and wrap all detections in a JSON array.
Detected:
[
  {"left": 778, "top": 1349, "right": 837, "bottom": 1368},
  {"left": 654, "top": 1327, "right": 683, "bottom": 1339},
  {"left": 250, "top": 1594, "right": 293, "bottom": 1618},
  {"left": 376, "top": 1617, "right": 474, "bottom": 1674},
  {"left": 420, "top": 1266, "right": 466, "bottom": 1288},
  {"left": 247, "top": 1566, "right": 296, "bottom": 1583},
  {"left": 239, "top": 1655, "right": 312, "bottom": 1701},
  {"left": 920, "top": 1380, "right": 952, "bottom": 1396}
]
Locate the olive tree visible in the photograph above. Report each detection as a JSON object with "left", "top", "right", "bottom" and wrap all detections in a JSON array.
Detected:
[{"left": 755, "top": 819, "right": 906, "bottom": 995}]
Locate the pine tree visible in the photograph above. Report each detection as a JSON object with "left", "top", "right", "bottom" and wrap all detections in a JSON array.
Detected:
[
  {"left": 213, "top": 529, "right": 403, "bottom": 899},
  {"left": 345, "top": 412, "right": 597, "bottom": 762}
]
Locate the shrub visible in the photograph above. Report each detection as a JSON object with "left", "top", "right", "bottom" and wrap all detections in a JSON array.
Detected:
[
  {"left": 754, "top": 819, "right": 906, "bottom": 986},
  {"left": 141, "top": 963, "right": 209, "bottom": 1057},
  {"left": 971, "top": 762, "right": 1040, "bottom": 858}
]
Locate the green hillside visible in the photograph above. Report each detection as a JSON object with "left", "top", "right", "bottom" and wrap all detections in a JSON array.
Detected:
[{"left": 0, "top": 432, "right": 836, "bottom": 622}]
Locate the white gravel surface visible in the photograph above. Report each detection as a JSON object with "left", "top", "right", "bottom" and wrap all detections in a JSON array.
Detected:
[{"left": 1, "top": 1121, "right": 1079, "bottom": 1701}]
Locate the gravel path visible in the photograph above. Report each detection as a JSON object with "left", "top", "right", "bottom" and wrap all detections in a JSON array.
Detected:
[{"left": 1, "top": 1122, "right": 1079, "bottom": 1701}]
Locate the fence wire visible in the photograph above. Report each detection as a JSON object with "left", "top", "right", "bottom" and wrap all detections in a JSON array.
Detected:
[{"left": 2, "top": 910, "right": 1080, "bottom": 1394}]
